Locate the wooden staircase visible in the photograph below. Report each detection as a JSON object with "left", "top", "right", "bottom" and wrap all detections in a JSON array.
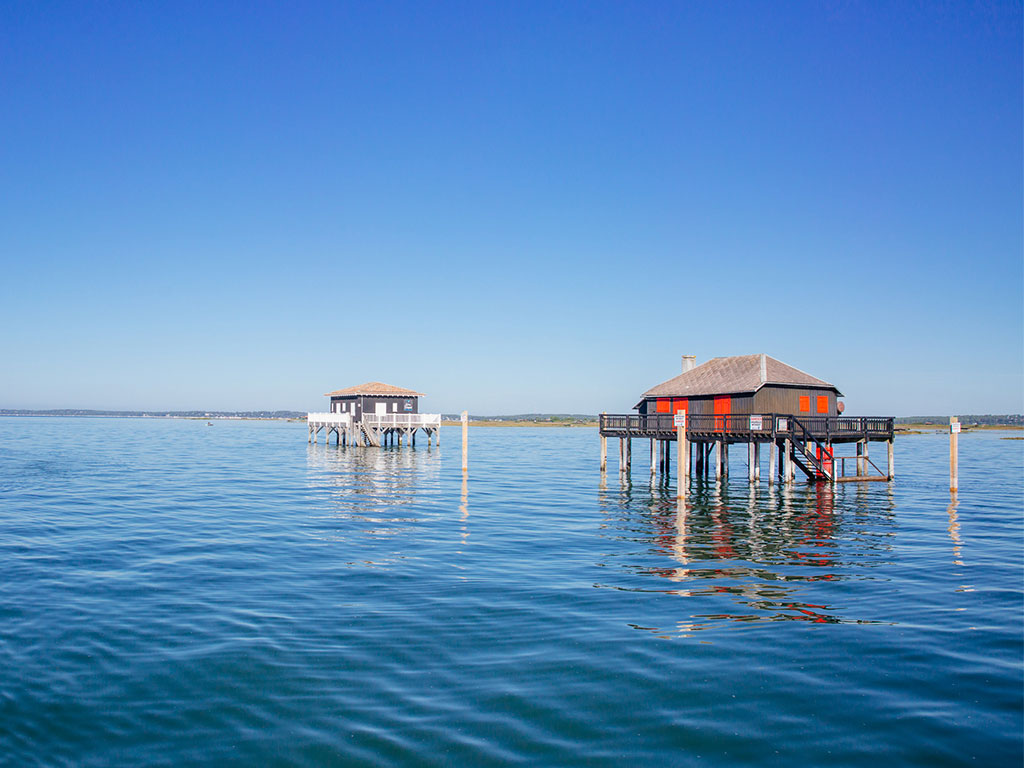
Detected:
[{"left": 788, "top": 416, "right": 833, "bottom": 481}]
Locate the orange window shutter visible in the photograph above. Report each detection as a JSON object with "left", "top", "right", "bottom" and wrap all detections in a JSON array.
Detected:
[
  {"left": 713, "top": 396, "right": 731, "bottom": 415},
  {"left": 817, "top": 396, "right": 828, "bottom": 414},
  {"left": 799, "top": 396, "right": 810, "bottom": 412},
  {"left": 656, "top": 399, "right": 670, "bottom": 413},
  {"left": 673, "top": 399, "right": 688, "bottom": 413}
]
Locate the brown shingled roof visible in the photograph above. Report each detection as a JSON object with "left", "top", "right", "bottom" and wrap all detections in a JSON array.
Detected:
[
  {"left": 324, "top": 382, "right": 425, "bottom": 397},
  {"left": 639, "top": 354, "right": 841, "bottom": 401}
]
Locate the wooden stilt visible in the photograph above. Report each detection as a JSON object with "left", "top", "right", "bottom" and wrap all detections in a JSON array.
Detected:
[
  {"left": 650, "top": 438, "right": 656, "bottom": 478},
  {"left": 676, "top": 415, "right": 687, "bottom": 500},
  {"left": 768, "top": 440, "right": 776, "bottom": 485},
  {"left": 715, "top": 440, "right": 722, "bottom": 481},
  {"left": 856, "top": 440, "right": 865, "bottom": 476},
  {"left": 887, "top": 439, "right": 894, "bottom": 481},
  {"left": 748, "top": 441, "right": 756, "bottom": 483},
  {"left": 949, "top": 417, "right": 959, "bottom": 492},
  {"left": 626, "top": 437, "right": 632, "bottom": 475},
  {"left": 600, "top": 434, "right": 607, "bottom": 472},
  {"left": 461, "top": 411, "right": 468, "bottom": 473},
  {"left": 754, "top": 442, "right": 761, "bottom": 482},
  {"left": 722, "top": 442, "right": 729, "bottom": 478}
]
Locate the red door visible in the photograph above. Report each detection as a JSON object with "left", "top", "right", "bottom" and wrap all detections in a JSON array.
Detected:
[{"left": 713, "top": 396, "right": 731, "bottom": 431}]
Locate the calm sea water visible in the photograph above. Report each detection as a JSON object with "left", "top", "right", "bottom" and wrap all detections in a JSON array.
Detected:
[{"left": 0, "top": 417, "right": 1020, "bottom": 767}]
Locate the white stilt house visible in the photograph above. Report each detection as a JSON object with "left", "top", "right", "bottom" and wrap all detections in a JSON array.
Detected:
[{"left": 307, "top": 382, "right": 441, "bottom": 447}]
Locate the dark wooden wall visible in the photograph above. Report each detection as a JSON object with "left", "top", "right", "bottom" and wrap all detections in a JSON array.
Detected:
[
  {"left": 330, "top": 395, "right": 419, "bottom": 419},
  {"left": 637, "top": 386, "right": 838, "bottom": 417}
]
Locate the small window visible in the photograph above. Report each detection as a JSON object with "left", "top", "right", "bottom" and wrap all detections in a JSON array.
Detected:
[
  {"left": 816, "top": 396, "right": 828, "bottom": 414},
  {"left": 799, "top": 396, "right": 810, "bottom": 412},
  {"left": 391, "top": 402, "right": 396, "bottom": 412}
]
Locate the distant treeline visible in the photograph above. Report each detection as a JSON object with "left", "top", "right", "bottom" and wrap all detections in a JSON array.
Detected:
[
  {"left": 4, "top": 410, "right": 1021, "bottom": 425},
  {"left": 442, "top": 414, "right": 596, "bottom": 423},
  {"left": 0, "top": 409, "right": 307, "bottom": 419},
  {"left": 895, "top": 415, "right": 1023, "bottom": 426}
]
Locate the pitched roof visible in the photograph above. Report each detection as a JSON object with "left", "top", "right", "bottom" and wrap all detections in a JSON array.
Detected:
[
  {"left": 639, "top": 354, "right": 841, "bottom": 401},
  {"left": 324, "top": 382, "right": 425, "bottom": 397}
]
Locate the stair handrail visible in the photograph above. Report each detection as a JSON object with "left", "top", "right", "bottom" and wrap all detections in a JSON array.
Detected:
[{"left": 788, "top": 415, "right": 830, "bottom": 479}]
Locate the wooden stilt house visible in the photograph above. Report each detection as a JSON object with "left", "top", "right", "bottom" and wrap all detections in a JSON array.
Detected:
[
  {"left": 307, "top": 382, "right": 441, "bottom": 448},
  {"left": 635, "top": 354, "right": 843, "bottom": 419},
  {"left": 600, "top": 354, "right": 895, "bottom": 485}
]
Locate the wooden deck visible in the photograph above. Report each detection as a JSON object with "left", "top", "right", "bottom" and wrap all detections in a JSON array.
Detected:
[
  {"left": 599, "top": 413, "right": 894, "bottom": 444},
  {"left": 308, "top": 412, "right": 441, "bottom": 447}
]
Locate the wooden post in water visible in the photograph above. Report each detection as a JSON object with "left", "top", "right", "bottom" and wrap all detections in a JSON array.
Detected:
[
  {"left": 768, "top": 441, "right": 776, "bottom": 485},
  {"left": 626, "top": 437, "right": 632, "bottom": 475},
  {"left": 783, "top": 438, "right": 792, "bottom": 485},
  {"left": 715, "top": 441, "right": 722, "bottom": 481},
  {"left": 676, "top": 413, "right": 687, "bottom": 501},
  {"left": 748, "top": 442, "right": 756, "bottom": 483},
  {"left": 856, "top": 440, "right": 865, "bottom": 476},
  {"left": 949, "top": 416, "right": 959, "bottom": 492},
  {"left": 650, "top": 438, "right": 656, "bottom": 479},
  {"left": 754, "top": 442, "right": 761, "bottom": 482},
  {"left": 887, "top": 439, "right": 895, "bottom": 481},
  {"left": 461, "top": 411, "right": 468, "bottom": 473},
  {"left": 600, "top": 434, "right": 607, "bottom": 473}
]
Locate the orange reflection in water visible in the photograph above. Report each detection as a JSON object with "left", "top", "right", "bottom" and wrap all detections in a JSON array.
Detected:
[{"left": 618, "top": 482, "right": 892, "bottom": 637}]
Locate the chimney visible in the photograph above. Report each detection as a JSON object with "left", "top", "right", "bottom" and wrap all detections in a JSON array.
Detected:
[
  {"left": 681, "top": 355, "right": 696, "bottom": 374},
  {"left": 759, "top": 353, "right": 767, "bottom": 384}
]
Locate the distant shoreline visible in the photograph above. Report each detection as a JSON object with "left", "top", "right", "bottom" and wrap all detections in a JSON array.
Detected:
[{"left": 2, "top": 412, "right": 1021, "bottom": 432}]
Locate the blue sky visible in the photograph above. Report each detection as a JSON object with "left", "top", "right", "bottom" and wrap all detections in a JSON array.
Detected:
[{"left": 1, "top": 1, "right": 1020, "bottom": 415}]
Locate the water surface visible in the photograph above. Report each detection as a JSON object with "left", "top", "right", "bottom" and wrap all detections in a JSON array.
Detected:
[{"left": 0, "top": 418, "right": 1020, "bottom": 766}]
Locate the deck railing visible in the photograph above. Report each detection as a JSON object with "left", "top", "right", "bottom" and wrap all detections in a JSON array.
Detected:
[
  {"left": 307, "top": 412, "right": 352, "bottom": 425},
  {"left": 599, "top": 413, "right": 894, "bottom": 440},
  {"left": 362, "top": 413, "right": 442, "bottom": 428}
]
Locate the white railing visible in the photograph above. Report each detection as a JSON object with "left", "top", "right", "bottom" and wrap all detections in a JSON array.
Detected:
[
  {"left": 362, "top": 413, "right": 441, "bottom": 428},
  {"left": 307, "top": 412, "right": 352, "bottom": 425}
]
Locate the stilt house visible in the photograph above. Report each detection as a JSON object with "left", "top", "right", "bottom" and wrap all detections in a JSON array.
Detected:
[
  {"left": 599, "top": 353, "right": 895, "bottom": 485},
  {"left": 635, "top": 354, "right": 843, "bottom": 418},
  {"left": 308, "top": 381, "right": 441, "bottom": 448},
  {"left": 326, "top": 382, "right": 423, "bottom": 421}
]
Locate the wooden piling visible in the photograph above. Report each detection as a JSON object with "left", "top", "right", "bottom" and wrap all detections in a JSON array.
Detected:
[
  {"left": 949, "top": 416, "right": 959, "bottom": 492},
  {"left": 887, "top": 439, "right": 894, "bottom": 481},
  {"left": 600, "top": 434, "right": 607, "bottom": 472},
  {"left": 676, "top": 414, "right": 687, "bottom": 501},
  {"left": 461, "top": 410, "right": 468, "bottom": 473},
  {"left": 768, "top": 440, "right": 776, "bottom": 485},
  {"left": 650, "top": 438, "right": 656, "bottom": 478}
]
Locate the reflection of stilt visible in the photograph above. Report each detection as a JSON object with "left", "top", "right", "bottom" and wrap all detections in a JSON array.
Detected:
[
  {"left": 947, "top": 493, "right": 963, "bottom": 566},
  {"left": 459, "top": 473, "right": 469, "bottom": 549}
]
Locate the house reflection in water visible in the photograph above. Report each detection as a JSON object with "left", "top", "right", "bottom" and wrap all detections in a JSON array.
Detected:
[
  {"left": 304, "top": 439, "right": 442, "bottom": 563},
  {"left": 599, "top": 481, "right": 897, "bottom": 637}
]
